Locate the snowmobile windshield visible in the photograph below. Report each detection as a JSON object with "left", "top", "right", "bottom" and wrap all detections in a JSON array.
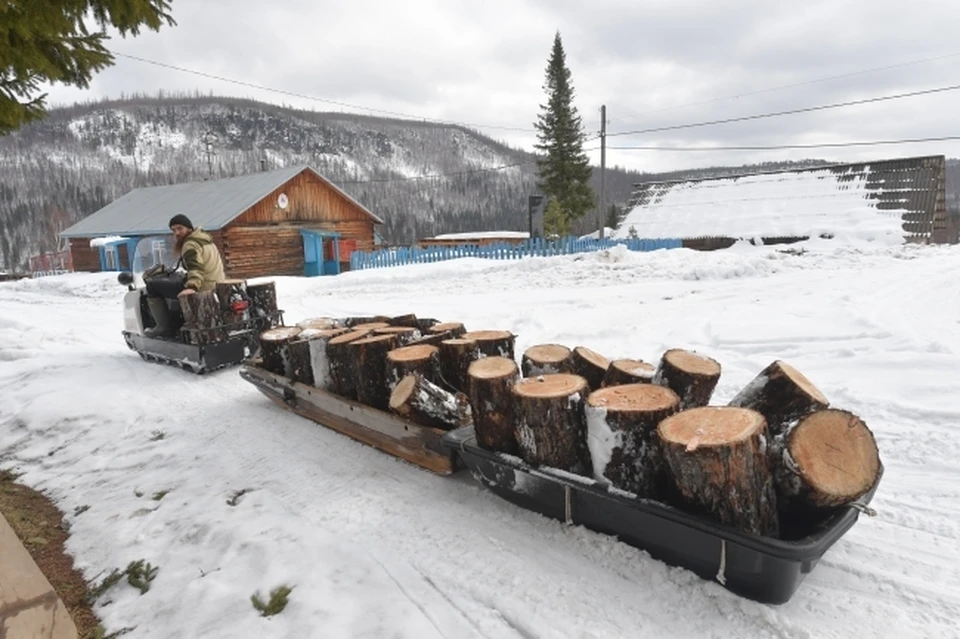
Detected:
[{"left": 131, "top": 235, "right": 180, "bottom": 285}]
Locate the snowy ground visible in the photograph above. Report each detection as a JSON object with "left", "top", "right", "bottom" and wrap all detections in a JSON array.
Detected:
[{"left": 2, "top": 240, "right": 959, "bottom": 639}]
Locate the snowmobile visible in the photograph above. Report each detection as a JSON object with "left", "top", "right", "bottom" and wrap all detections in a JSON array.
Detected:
[{"left": 118, "top": 235, "right": 283, "bottom": 374}]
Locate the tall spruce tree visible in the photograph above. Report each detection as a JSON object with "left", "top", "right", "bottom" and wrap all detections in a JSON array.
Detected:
[
  {"left": 533, "top": 32, "right": 594, "bottom": 227},
  {"left": 0, "top": 0, "right": 176, "bottom": 136}
]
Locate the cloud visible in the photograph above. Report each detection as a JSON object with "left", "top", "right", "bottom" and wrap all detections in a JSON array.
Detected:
[{"left": 37, "top": 0, "right": 960, "bottom": 171}]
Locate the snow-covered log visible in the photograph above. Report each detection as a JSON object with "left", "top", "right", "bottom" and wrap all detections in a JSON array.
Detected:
[
  {"left": 428, "top": 322, "right": 466, "bottom": 339},
  {"left": 386, "top": 344, "right": 440, "bottom": 392},
  {"left": 585, "top": 383, "right": 680, "bottom": 498},
  {"left": 771, "top": 409, "right": 881, "bottom": 511},
  {"left": 259, "top": 326, "right": 303, "bottom": 376},
  {"left": 325, "top": 329, "right": 374, "bottom": 398},
  {"left": 467, "top": 356, "right": 520, "bottom": 454},
  {"left": 652, "top": 349, "right": 722, "bottom": 410},
  {"left": 658, "top": 406, "right": 779, "bottom": 537},
  {"left": 182, "top": 290, "right": 225, "bottom": 344},
  {"left": 350, "top": 333, "right": 401, "bottom": 410},
  {"left": 439, "top": 338, "right": 481, "bottom": 394},
  {"left": 729, "top": 360, "right": 829, "bottom": 437},
  {"left": 246, "top": 282, "right": 278, "bottom": 320},
  {"left": 602, "top": 358, "right": 655, "bottom": 387},
  {"left": 389, "top": 374, "right": 471, "bottom": 430},
  {"left": 521, "top": 343, "right": 573, "bottom": 377},
  {"left": 572, "top": 346, "right": 610, "bottom": 392},
  {"left": 461, "top": 329, "right": 516, "bottom": 359},
  {"left": 513, "top": 373, "right": 591, "bottom": 475},
  {"left": 374, "top": 326, "right": 422, "bottom": 345},
  {"left": 286, "top": 327, "right": 350, "bottom": 386}
]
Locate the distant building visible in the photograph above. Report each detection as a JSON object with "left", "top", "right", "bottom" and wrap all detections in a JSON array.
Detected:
[
  {"left": 59, "top": 165, "right": 384, "bottom": 278},
  {"left": 615, "top": 155, "right": 955, "bottom": 248}
]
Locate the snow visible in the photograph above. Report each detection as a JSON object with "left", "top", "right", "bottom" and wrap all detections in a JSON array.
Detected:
[
  {"left": 612, "top": 167, "right": 909, "bottom": 244},
  {"left": 430, "top": 231, "right": 530, "bottom": 241},
  {"left": 2, "top": 240, "right": 960, "bottom": 637},
  {"left": 89, "top": 236, "right": 130, "bottom": 248}
]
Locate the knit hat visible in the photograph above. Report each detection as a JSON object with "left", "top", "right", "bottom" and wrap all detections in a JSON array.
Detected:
[{"left": 168, "top": 214, "right": 194, "bottom": 230}]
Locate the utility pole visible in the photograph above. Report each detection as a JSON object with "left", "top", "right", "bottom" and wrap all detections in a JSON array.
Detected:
[
  {"left": 599, "top": 104, "right": 607, "bottom": 239},
  {"left": 201, "top": 131, "right": 218, "bottom": 178}
]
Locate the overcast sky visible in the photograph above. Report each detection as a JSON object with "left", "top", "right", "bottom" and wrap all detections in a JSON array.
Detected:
[{"left": 42, "top": 0, "right": 960, "bottom": 173}]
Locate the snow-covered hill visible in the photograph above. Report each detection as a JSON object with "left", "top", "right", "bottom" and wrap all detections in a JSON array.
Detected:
[{"left": 2, "top": 239, "right": 958, "bottom": 638}]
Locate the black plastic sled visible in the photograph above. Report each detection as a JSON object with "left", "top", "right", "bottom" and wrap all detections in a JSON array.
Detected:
[{"left": 442, "top": 425, "right": 881, "bottom": 605}]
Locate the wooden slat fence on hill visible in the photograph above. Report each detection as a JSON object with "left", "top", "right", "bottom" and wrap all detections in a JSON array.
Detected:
[{"left": 349, "top": 237, "right": 682, "bottom": 271}]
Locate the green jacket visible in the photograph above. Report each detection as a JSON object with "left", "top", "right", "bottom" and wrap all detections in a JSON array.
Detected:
[{"left": 181, "top": 228, "right": 225, "bottom": 292}]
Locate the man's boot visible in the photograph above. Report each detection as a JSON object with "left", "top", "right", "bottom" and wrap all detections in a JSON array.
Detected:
[{"left": 144, "top": 297, "right": 173, "bottom": 338}]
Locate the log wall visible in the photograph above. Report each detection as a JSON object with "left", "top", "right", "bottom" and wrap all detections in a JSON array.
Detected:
[{"left": 68, "top": 240, "right": 101, "bottom": 272}]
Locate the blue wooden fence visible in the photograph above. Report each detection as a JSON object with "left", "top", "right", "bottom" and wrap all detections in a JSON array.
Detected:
[{"left": 349, "top": 236, "right": 682, "bottom": 271}]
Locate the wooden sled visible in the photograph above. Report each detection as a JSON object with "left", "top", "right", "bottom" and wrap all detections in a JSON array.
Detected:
[{"left": 239, "top": 360, "right": 461, "bottom": 475}]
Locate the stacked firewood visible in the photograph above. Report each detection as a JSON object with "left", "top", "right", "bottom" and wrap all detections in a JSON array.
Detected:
[{"left": 258, "top": 316, "right": 882, "bottom": 539}]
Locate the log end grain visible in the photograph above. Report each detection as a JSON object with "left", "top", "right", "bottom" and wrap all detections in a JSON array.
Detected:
[
  {"left": 658, "top": 406, "right": 766, "bottom": 451},
  {"left": 514, "top": 373, "right": 587, "bottom": 399},
  {"left": 468, "top": 356, "right": 519, "bottom": 380}
]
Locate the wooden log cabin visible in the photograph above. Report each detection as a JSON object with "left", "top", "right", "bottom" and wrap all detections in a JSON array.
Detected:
[{"left": 59, "top": 165, "right": 383, "bottom": 278}]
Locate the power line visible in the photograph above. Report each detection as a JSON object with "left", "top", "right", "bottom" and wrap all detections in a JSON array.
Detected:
[
  {"left": 607, "top": 82, "right": 960, "bottom": 138},
  {"left": 113, "top": 52, "right": 537, "bottom": 133},
  {"left": 605, "top": 134, "right": 960, "bottom": 152},
  {"left": 615, "top": 51, "right": 960, "bottom": 122}
]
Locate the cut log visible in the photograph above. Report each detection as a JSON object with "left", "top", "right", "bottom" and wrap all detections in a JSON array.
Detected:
[
  {"left": 350, "top": 334, "right": 401, "bottom": 410},
  {"left": 572, "top": 346, "right": 610, "bottom": 392},
  {"left": 215, "top": 279, "right": 249, "bottom": 326},
  {"left": 585, "top": 384, "right": 681, "bottom": 498},
  {"left": 772, "top": 409, "right": 881, "bottom": 511},
  {"left": 521, "top": 343, "right": 574, "bottom": 377},
  {"left": 296, "top": 317, "right": 341, "bottom": 330},
  {"left": 439, "top": 338, "right": 481, "bottom": 394},
  {"left": 467, "top": 356, "right": 520, "bottom": 455},
  {"left": 389, "top": 374, "right": 472, "bottom": 430},
  {"left": 286, "top": 328, "right": 350, "bottom": 386},
  {"left": 386, "top": 344, "right": 440, "bottom": 392},
  {"left": 351, "top": 321, "right": 391, "bottom": 331},
  {"left": 325, "top": 329, "right": 374, "bottom": 398},
  {"left": 416, "top": 317, "right": 440, "bottom": 332},
  {"left": 345, "top": 315, "right": 392, "bottom": 328},
  {"left": 259, "top": 326, "right": 303, "bottom": 376},
  {"left": 728, "top": 360, "right": 829, "bottom": 437},
  {"left": 182, "top": 291, "right": 226, "bottom": 344},
  {"left": 374, "top": 325, "right": 422, "bottom": 345},
  {"left": 602, "top": 359, "right": 655, "bottom": 387},
  {"left": 513, "top": 373, "right": 591, "bottom": 474},
  {"left": 461, "top": 330, "right": 516, "bottom": 359},
  {"left": 652, "top": 349, "right": 722, "bottom": 410},
  {"left": 429, "top": 322, "right": 466, "bottom": 339},
  {"left": 658, "top": 406, "right": 779, "bottom": 537},
  {"left": 389, "top": 313, "right": 420, "bottom": 328},
  {"left": 407, "top": 331, "right": 460, "bottom": 347},
  {"left": 246, "top": 282, "right": 278, "bottom": 320}
]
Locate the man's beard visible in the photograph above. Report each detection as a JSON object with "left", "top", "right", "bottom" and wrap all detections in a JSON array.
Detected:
[{"left": 174, "top": 234, "right": 186, "bottom": 253}]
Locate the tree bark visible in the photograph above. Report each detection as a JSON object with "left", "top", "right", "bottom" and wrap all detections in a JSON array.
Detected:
[
  {"left": 467, "top": 356, "right": 520, "bottom": 455},
  {"left": 585, "top": 383, "right": 680, "bottom": 498},
  {"left": 439, "top": 338, "right": 481, "bottom": 394},
  {"left": 658, "top": 406, "right": 779, "bottom": 537},
  {"left": 259, "top": 326, "right": 303, "bottom": 376},
  {"left": 325, "top": 329, "right": 374, "bottom": 398},
  {"left": 572, "top": 346, "right": 610, "bottom": 392},
  {"left": 286, "top": 328, "right": 350, "bottom": 386},
  {"left": 351, "top": 321, "right": 391, "bottom": 332},
  {"left": 602, "top": 359, "right": 655, "bottom": 387},
  {"left": 345, "top": 315, "right": 392, "bottom": 328},
  {"left": 461, "top": 330, "right": 516, "bottom": 359},
  {"left": 296, "top": 317, "right": 342, "bottom": 330},
  {"left": 429, "top": 322, "right": 466, "bottom": 339},
  {"left": 182, "top": 291, "right": 225, "bottom": 344},
  {"left": 652, "top": 349, "right": 722, "bottom": 410},
  {"left": 389, "top": 374, "right": 472, "bottom": 430},
  {"left": 246, "top": 282, "right": 278, "bottom": 320},
  {"left": 728, "top": 360, "right": 829, "bottom": 438},
  {"left": 513, "top": 373, "right": 591, "bottom": 474},
  {"left": 350, "top": 333, "right": 401, "bottom": 410},
  {"left": 386, "top": 344, "right": 440, "bottom": 392},
  {"left": 521, "top": 343, "right": 574, "bottom": 377},
  {"left": 374, "top": 326, "right": 422, "bottom": 345},
  {"left": 389, "top": 313, "right": 421, "bottom": 328},
  {"left": 215, "top": 279, "right": 249, "bottom": 326},
  {"left": 771, "top": 409, "right": 881, "bottom": 512}
]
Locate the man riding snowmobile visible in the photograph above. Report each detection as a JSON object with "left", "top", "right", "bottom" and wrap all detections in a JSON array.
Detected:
[{"left": 144, "top": 214, "right": 226, "bottom": 337}]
